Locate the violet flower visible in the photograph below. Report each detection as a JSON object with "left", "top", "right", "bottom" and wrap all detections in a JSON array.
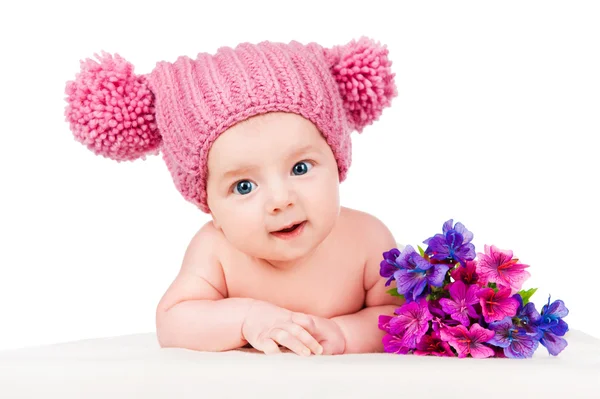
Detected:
[
  {"left": 439, "top": 281, "right": 480, "bottom": 326},
  {"left": 440, "top": 323, "right": 495, "bottom": 358},
  {"left": 488, "top": 317, "right": 541, "bottom": 358},
  {"left": 514, "top": 295, "right": 542, "bottom": 334},
  {"left": 476, "top": 244, "right": 530, "bottom": 293},
  {"left": 429, "top": 299, "right": 461, "bottom": 332},
  {"left": 538, "top": 296, "right": 569, "bottom": 356},
  {"left": 478, "top": 287, "right": 520, "bottom": 323},
  {"left": 423, "top": 219, "right": 476, "bottom": 267},
  {"left": 380, "top": 248, "right": 402, "bottom": 287},
  {"left": 393, "top": 246, "right": 450, "bottom": 302}
]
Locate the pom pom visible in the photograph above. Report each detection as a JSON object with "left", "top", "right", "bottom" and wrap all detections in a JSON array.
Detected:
[
  {"left": 64, "top": 51, "right": 162, "bottom": 161},
  {"left": 326, "top": 37, "right": 398, "bottom": 132}
]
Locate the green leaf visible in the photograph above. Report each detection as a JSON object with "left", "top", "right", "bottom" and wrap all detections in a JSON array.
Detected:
[
  {"left": 417, "top": 245, "right": 425, "bottom": 257},
  {"left": 386, "top": 288, "right": 405, "bottom": 299},
  {"left": 518, "top": 288, "right": 538, "bottom": 305}
]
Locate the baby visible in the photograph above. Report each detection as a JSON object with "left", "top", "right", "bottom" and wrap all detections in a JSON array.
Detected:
[{"left": 64, "top": 36, "right": 402, "bottom": 355}]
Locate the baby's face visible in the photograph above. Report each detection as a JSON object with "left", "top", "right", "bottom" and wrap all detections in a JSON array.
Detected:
[{"left": 206, "top": 112, "right": 340, "bottom": 266}]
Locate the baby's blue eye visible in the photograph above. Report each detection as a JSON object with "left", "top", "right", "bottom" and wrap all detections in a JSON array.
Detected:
[
  {"left": 233, "top": 180, "right": 255, "bottom": 195},
  {"left": 293, "top": 161, "right": 312, "bottom": 175}
]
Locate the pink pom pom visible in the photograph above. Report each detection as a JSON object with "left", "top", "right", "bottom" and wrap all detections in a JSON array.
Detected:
[
  {"left": 326, "top": 37, "right": 398, "bottom": 132},
  {"left": 64, "top": 51, "right": 162, "bottom": 161}
]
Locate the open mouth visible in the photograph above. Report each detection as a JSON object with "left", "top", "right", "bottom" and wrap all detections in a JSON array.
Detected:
[
  {"left": 276, "top": 222, "right": 303, "bottom": 233},
  {"left": 277, "top": 223, "right": 302, "bottom": 233},
  {"left": 270, "top": 221, "right": 307, "bottom": 239}
]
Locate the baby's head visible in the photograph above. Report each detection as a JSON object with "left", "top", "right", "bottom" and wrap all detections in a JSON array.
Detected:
[
  {"left": 64, "top": 36, "right": 398, "bottom": 260},
  {"left": 206, "top": 111, "right": 340, "bottom": 263}
]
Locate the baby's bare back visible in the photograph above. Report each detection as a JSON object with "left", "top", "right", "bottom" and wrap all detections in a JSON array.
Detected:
[{"left": 218, "top": 207, "right": 368, "bottom": 318}]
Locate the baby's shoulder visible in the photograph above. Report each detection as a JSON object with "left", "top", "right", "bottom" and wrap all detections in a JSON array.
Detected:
[
  {"left": 339, "top": 206, "right": 396, "bottom": 245},
  {"left": 339, "top": 206, "right": 399, "bottom": 283}
]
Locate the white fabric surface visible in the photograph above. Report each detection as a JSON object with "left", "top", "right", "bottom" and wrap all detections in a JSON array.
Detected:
[{"left": 0, "top": 330, "right": 599, "bottom": 398}]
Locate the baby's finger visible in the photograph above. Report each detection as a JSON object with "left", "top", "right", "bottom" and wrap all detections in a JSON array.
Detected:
[
  {"left": 256, "top": 338, "right": 281, "bottom": 355},
  {"left": 286, "top": 322, "right": 323, "bottom": 355},
  {"left": 270, "top": 328, "right": 311, "bottom": 356},
  {"left": 291, "top": 314, "right": 324, "bottom": 354}
]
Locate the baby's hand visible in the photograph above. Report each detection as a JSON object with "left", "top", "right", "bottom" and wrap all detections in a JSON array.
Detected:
[
  {"left": 241, "top": 300, "right": 324, "bottom": 356},
  {"left": 310, "top": 315, "right": 346, "bottom": 355}
]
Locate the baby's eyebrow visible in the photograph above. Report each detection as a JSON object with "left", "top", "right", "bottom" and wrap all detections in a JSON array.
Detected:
[{"left": 220, "top": 144, "right": 318, "bottom": 179}]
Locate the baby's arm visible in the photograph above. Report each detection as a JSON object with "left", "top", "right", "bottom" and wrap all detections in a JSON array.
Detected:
[
  {"left": 331, "top": 214, "right": 404, "bottom": 354},
  {"left": 155, "top": 221, "right": 253, "bottom": 352}
]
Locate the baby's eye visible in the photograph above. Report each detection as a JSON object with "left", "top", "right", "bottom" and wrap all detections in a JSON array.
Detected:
[
  {"left": 233, "top": 180, "right": 255, "bottom": 195},
  {"left": 292, "top": 161, "right": 313, "bottom": 176}
]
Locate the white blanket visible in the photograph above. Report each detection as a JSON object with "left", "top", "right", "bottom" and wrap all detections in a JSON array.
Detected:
[{"left": 0, "top": 330, "right": 599, "bottom": 398}]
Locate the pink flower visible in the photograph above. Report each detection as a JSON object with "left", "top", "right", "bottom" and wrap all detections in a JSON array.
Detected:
[
  {"left": 478, "top": 287, "right": 520, "bottom": 323},
  {"left": 440, "top": 323, "right": 495, "bottom": 358},
  {"left": 476, "top": 245, "right": 530, "bottom": 293}
]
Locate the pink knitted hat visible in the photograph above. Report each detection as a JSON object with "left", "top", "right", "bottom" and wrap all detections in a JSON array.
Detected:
[{"left": 64, "top": 37, "right": 397, "bottom": 213}]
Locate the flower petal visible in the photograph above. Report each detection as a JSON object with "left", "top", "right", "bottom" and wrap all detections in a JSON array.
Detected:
[
  {"left": 540, "top": 330, "right": 568, "bottom": 356},
  {"left": 427, "top": 264, "right": 450, "bottom": 287},
  {"left": 394, "top": 269, "right": 420, "bottom": 295},
  {"left": 383, "top": 334, "right": 410, "bottom": 354},
  {"left": 469, "top": 343, "right": 495, "bottom": 359}
]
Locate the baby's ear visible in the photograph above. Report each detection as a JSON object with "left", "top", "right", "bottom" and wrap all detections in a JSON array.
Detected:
[{"left": 323, "top": 37, "right": 398, "bottom": 133}]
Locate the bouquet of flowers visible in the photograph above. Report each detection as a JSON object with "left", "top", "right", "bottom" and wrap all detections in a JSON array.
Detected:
[{"left": 378, "top": 219, "right": 569, "bottom": 358}]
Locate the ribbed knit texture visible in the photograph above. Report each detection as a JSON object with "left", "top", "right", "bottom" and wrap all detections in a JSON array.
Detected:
[{"left": 64, "top": 37, "right": 397, "bottom": 213}]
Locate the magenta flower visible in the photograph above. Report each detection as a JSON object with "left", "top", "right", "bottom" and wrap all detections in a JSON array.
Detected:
[
  {"left": 382, "top": 334, "right": 410, "bottom": 354},
  {"left": 423, "top": 219, "right": 476, "bottom": 267},
  {"left": 476, "top": 245, "right": 530, "bottom": 293},
  {"left": 478, "top": 287, "right": 520, "bottom": 323},
  {"left": 378, "top": 315, "right": 410, "bottom": 354},
  {"left": 440, "top": 323, "right": 495, "bottom": 358},
  {"left": 488, "top": 317, "right": 541, "bottom": 358},
  {"left": 439, "top": 281, "right": 480, "bottom": 326},
  {"left": 414, "top": 330, "right": 454, "bottom": 357},
  {"left": 388, "top": 299, "right": 433, "bottom": 348},
  {"left": 450, "top": 259, "right": 480, "bottom": 285}
]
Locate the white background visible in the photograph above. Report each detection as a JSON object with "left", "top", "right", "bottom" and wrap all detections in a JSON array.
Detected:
[{"left": 0, "top": 0, "right": 598, "bottom": 351}]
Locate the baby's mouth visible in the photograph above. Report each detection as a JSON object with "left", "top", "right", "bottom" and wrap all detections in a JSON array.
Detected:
[{"left": 276, "top": 222, "right": 302, "bottom": 233}]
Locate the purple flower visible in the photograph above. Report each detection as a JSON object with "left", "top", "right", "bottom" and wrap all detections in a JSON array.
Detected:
[
  {"left": 514, "top": 295, "right": 542, "bottom": 334},
  {"left": 429, "top": 299, "right": 461, "bottom": 332},
  {"left": 488, "top": 317, "right": 541, "bottom": 358},
  {"left": 538, "top": 296, "right": 569, "bottom": 356},
  {"left": 388, "top": 299, "right": 433, "bottom": 349},
  {"left": 423, "top": 219, "right": 476, "bottom": 267},
  {"left": 414, "top": 330, "right": 455, "bottom": 357},
  {"left": 439, "top": 281, "right": 480, "bottom": 326},
  {"left": 393, "top": 246, "right": 450, "bottom": 302},
  {"left": 539, "top": 296, "right": 569, "bottom": 336},
  {"left": 380, "top": 248, "right": 402, "bottom": 287},
  {"left": 478, "top": 287, "right": 520, "bottom": 323},
  {"left": 440, "top": 323, "right": 495, "bottom": 358}
]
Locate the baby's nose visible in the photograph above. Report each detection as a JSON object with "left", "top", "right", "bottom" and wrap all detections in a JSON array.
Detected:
[{"left": 266, "top": 182, "right": 295, "bottom": 213}]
